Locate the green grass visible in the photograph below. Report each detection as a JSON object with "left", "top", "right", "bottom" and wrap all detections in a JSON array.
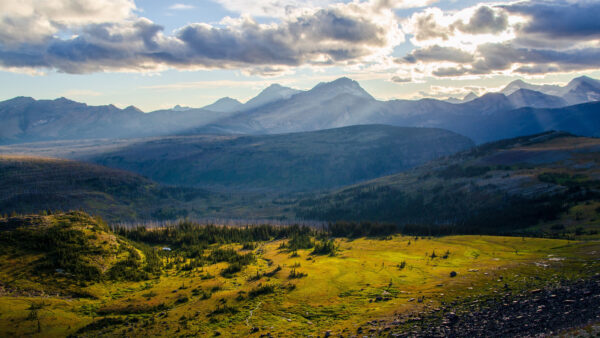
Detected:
[{"left": 1, "top": 212, "right": 599, "bottom": 337}]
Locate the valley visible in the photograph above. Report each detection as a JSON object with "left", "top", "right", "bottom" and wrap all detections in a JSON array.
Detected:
[
  {"left": 1, "top": 75, "right": 600, "bottom": 337},
  {"left": 3, "top": 0, "right": 600, "bottom": 335}
]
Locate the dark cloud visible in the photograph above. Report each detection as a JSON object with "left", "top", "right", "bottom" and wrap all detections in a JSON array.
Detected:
[
  {"left": 403, "top": 45, "right": 474, "bottom": 63},
  {"left": 453, "top": 6, "right": 508, "bottom": 34},
  {"left": 432, "top": 66, "right": 469, "bottom": 77},
  {"left": 430, "top": 43, "right": 600, "bottom": 77},
  {"left": 505, "top": 1, "right": 600, "bottom": 40},
  {"left": 390, "top": 76, "right": 412, "bottom": 83},
  {"left": 475, "top": 43, "right": 600, "bottom": 73}
]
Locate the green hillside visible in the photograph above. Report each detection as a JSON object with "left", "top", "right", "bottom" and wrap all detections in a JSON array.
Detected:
[
  {"left": 296, "top": 132, "right": 600, "bottom": 237},
  {"left": 0, "top": 212, "right": 159, "bottom": 296},
  {"left": 89, "top": 125, "right": 474, "bottom": 192}
]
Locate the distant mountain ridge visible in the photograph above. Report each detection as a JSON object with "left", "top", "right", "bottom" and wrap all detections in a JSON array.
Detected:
[{"left": 1, "top": 76, "right": 599, "bottom": 144}]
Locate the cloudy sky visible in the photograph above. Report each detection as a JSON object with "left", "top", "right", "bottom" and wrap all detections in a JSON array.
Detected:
[{"left": 1, "top": 0, "right": 599, "bottom": 111}]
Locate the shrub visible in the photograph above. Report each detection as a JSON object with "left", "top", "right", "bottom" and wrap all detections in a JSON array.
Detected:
[
  {"left": 312, "top": 240, "right": 337, "bottom": 256},
  {"left": 248, "top": 285, "right": 275, "bottom": 298},
  {"left": 288, "top": 268, "right": 307, "bottom": 279},
  {"left": 221, "top": 262, "right": 243, "bottom": 278}
]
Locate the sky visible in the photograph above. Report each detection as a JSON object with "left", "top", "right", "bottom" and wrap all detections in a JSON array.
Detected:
[{"left": 1, "top": 0, "right": 599, "bottom": 111}]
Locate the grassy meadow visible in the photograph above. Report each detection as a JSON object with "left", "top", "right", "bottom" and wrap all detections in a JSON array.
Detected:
[{"left": 1, "top": 212, "right": 598, "bottom": 337}]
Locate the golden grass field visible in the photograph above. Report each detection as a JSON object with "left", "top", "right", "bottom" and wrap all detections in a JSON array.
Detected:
[{"left": 1, "top": 216, "right": 598, "bottom": 337}]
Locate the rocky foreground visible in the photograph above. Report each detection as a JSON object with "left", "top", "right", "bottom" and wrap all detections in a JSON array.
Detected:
[{"left": 358, "top": 275, "right": 600, "bottom": 337}]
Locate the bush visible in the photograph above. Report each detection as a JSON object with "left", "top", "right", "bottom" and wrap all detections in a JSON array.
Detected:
[
  {"left": 312, "top": 240, "right": 337, "bottom": 256},
  {"left": 221, "top": 262, "right": 243, "bottom": 277},
  {"left": 288, "top": 268, "right": 307, "bottom": 279},
  {"left": 248, "top": 285, "right": 275, "bottom": 298}
]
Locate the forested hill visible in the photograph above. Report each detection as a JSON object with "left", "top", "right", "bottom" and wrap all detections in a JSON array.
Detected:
[
  {"left": 0, "top": 155, "right": 211, "bottom": 222},
  {"left": 295, "top": 131, "right": 600, "bottom": 236},
  {"left": 88, "top": 125, "right": 475, "bottom": 192}
]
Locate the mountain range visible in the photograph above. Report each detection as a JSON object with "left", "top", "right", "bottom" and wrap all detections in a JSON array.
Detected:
[{"left": 0, "top": 76, "right": 599, "bottom": 145}]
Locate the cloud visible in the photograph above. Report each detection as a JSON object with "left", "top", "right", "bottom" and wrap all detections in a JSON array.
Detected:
[
  {"left": 406, "top": 8, "right": 451, "bottom": 41},
  {"left": 504, "top": 1, "right": 600, "bottom": 40},
  {"left": 452, "top": 5, "right": 508, "bottom": 35},
  {"left": 402, "top": 1, "right": 600, "bottom": 78},
  {"left": 418, "top": 84, "right": 491, "bottom": 99},
  {"left": 169, "top": 4, "right": 195, "bottom": 10},
  {"left": 402, "top": 45, "right": 474, "bottom": 63},
  {"left": 0, "top": 0, "right": 135, "bottom": 45},
  {"left": 371, "top": 0, "right": 438, "bottom": 10},
  {"left": 0, "top": 0, "right": 404, "bottom": 74},
  {"left": 3, "top": 0, "right": 599, "bottom": 78},
  {"left": 213, "top": 0, "right": 438, "bottom": 18},
  {"left": 212, "top": 0, "right": 337, "bottom": 18},
  {"left": 390, "top": 76, "right": 412, "bottom": 83},
  {"left": 432, "top": 66, "right": 469, "bottom": 77}
]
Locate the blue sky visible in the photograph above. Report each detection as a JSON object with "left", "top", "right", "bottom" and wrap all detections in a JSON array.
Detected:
[{"left": 1, "top": 0, "right": 599, "bottom": 111}]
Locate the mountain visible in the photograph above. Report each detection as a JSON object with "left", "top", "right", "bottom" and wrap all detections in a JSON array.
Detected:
[
  {"left": 86, "top": 125, "right": 474, "bottom": 192},
  {"left": 295, "top": 131, "right": 600, "bottom": 235},
  {"left": 198, "top": 77, "right": 385, "bottom": 134},
  {"left": 0, "top": 97, "right": 144, "bottom": 143},
  {"left": 242, "top": 84, "right": 301, "bottom": 110},
  {"left": 0, "top": 97, "right": 236, "bottom": 144},
  {"left": 501, "top": 79, "right": 563, "bottom": 96},
  {"left": 201, "top": 97, "right": 243, "bottom": 113},
  {"left": 0, "top": 155, "right": 212, "bottom": 221},
  {"left": 2, "top": 76, "right": 599, "bottom": 145},
  {"left": 445, "top": 92, "right": 478, "bottom": 104},
  {"left": 200, "top": 78, "right": 598, "bottom": 143},
  {"left": 463, "top": 92, "right": 478, "bottom": 102},
  {"left": 466, "top": 101, "right": 600, "bottom": 142},
  {"left": 562, "top": 76, "right": 600, "bottom": 105},
  {"left": 171, "top": 104, "right": 193, "bottom": 111},
  {"left": 506, "top": 89, "right": 567, "bottom": 108},
  {"left": 502, "top": 76, "right": 600, "bottom": 105}
]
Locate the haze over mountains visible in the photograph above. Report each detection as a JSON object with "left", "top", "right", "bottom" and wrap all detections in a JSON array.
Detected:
[{"left": 1, "top": 76, "right": 599, "bottom": 145}]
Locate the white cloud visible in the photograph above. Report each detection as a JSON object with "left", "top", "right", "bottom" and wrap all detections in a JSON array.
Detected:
[{"left": 0, "top": 0, "right": 136, "bottom": 45}]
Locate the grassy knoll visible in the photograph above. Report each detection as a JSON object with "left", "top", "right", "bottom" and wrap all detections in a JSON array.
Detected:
[{"left": 0, "top": 212, "right": 599, "bottom": 337}]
